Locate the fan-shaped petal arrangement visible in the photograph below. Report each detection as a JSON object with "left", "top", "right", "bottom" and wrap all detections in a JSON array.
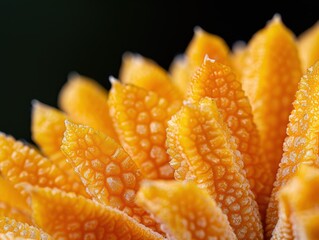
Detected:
[{"left": 1, "top": 14, "right": 319, "bottom": 240}]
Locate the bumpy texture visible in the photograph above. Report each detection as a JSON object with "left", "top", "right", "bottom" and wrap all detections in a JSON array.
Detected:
[
  {"left": 0, "top": 178, "right": 31, "bottom": 224},
  {"left": 170, "top": 27, "right": 231, "bottom": 95},
  {"left": 119, "top": 53, "right": 182, "bottom": 102},
  {"left": 266, "top": 62, "right": 319, "bottom": 237},
  {"left": 0, "top": 217, "right": 52, "bottom": 239},
  {"left": 271, "top": 165, "right": 319, "bottom": 240},
  {"left": 108, "top": 81, "right": 181, "bottom": 179},
  {"left": 0, "top": 133, "right": 87, "bottom": 197},
  {"left": 61, "top": 121, "right": 162, "bottom": 233},
  {"left": 187, "top": 57, "right": 272, "bottom": 219},
  {"left": 58, "top": 74, "right": 118, "bottom": 141},
  {"left": 136, "top": 180, "right": 237, "bottom": 240},
  {"left": 31, "top": 101, "right": 82, "bottom": 182},
  {"left": 31, "top": 187, "right": 164, "bottom": 240},
  {"left": 166, "top": 98, "right": 263, "bottom": 239},
  {"left": 239, "top": 16, "right": 302, "bottom": 179}
]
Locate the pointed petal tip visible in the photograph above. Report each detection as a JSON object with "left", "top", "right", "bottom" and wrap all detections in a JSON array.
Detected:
[
  {"left": 122, "top": 51, "right": 143, "bottom": 61},
  {"left": 67, "top": 71, "right": 80, "bottom": 81},
  {"left": 109, "top": 75, "right": 120, "bottom": 86},
  {"left": 204, "top": 54, "right": 216, "bottom": 64},
  {"left": 194, "top": 25, "right": 204, "bottom": 35}
]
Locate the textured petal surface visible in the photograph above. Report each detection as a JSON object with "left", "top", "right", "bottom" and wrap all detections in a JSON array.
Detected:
[
  {"left": 31, "top": 187, "right": 164, "bottom": 240},
  {"left": 0, "top": 178, "right": 31, "bottom": 224},
  {"left": 61, "top": 121, "right": 162, "bottom": 233},
  {"left": 170, "top": 27, "right": 231, "bottom": 96},
  {"left": 187, "top": 58, "right": 272, "bottom": 218},
  {"left": 239, "top": 15, "right": 302, "bottom": 178},
  {"left": 0, "top": 133, "right": 87, "bottom": 197},
  {"left": 298, "top": 22, "right": 319, "bottom": 72},
  {"left": 58, "top": 74, "right": 118, "bottom": 141},
  {"left": 136, "top": 180, "right": 237, "bottom": 240},
  {"left": 119, "top": 53, "right": 182, "bottom": 102},
  {"left": 0, "top": 217, "right": 52, "bottom": 239},
  {"left": 108, "top": 81, "right": 181, "bottom": 179},
  {"left": 166, "top": 98, "right": 263, "bottom": 239},
  {"left": 266, "top": 62, "right": 319, "bottom": 237},
  {"left": 31, "top": 101, "right": 81, "bottom": 180},
  {"left": 271, "top": 165, "right": 319, "bottom": 240}
]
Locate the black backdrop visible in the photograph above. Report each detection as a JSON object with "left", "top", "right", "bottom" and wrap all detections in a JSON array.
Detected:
[{"left": 0, "top": 1, "right": 318, "bottom": 142}]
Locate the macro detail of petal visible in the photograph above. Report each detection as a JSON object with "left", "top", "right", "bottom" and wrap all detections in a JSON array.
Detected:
[
  {"left": 31, "top": 187, "right": 164, "bottom": 240},
  {"left": 0, "top": 217, "right": 52, "bottom": 239},
  {"left": 266, "top": 61, "right": 319, "bottom": 238},
  {"left": 187, "top": 57, "right": 272, "bottom": 219},
  {"left": 239, "top": 15, "right": 302, "bottom": 179},
  {"left": 170, "top": 27, "right": 231, "bottom": 96},
  {"left": 31, "top": 101, "right": 82, "bottom": 180},
  {"left": 0, "top": 178, "right": 31, "bottom": 224},
  {"left": 108, "top": 81, "right": 181, "bottom": 180},
  {"left": 136, "top": 180, "right": 237, "bottom": 240},
  {"left": 166, "top": 97, "right": 263, "bottom": 239},
  {"left": 271, "top": 165, "right": 319, "bottom": 240},
  {"left": 0, "top": 133, "right": 88, "bottom": 197},
  {"left": 119, "top": 53, "right": 182, "bottom": 102},
  {"left": 298, "top": 21, "right": 319, "bottom": 72},
  {"left": 58, "top": 73, "right": 118, "bottom": 141},
  {"left": 61, "top": 121, "right": 162, "bottom": 233}
]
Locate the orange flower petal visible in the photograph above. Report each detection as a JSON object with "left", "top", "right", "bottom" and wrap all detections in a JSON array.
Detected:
[
  {"left": 266, "top": 62, "right": 319, "bottom": 237},
  {"left": 136, "top": 180, "right": 237, "bottom": 240},
  {"left": 61, "top": 121, "right": 162, "bottom": 233},
  {"left": 108, "top": 80, "right": 181, "bottom": 180},
  {"left": 0, "top": 178, "right": 31, "bottom": 224},
  {"left": 187, "top": 57, "right": 272, "bottom": 218},
  {"left": 119, "top": 53, "right": 182, "bottom": 102},
  {"left": 186, "top": 27, "right": 231, "bottom": 68},
  {"left": 166, "top": 97, "right": 263, "bottom": 239},
  {"left": 0, "top": 133, "right": 87, "bottom": 197},
  {"left": 58, "top": 73, "right": 118, "bottom": 141},
  {"left": 298, "top": 21, "right": 319, "bottom": 72},
  {"left": 169, "top": 55, "right": 191, "bottom": 97},
  {"left": 170, "top": 27, "right": 231, "bottom": 96},
  {"left": 0, "top": 217, "right": 52, "bottom": 239},
  {"left": 31, "top": 101, "right": 81, "bottom": 179},
  {"left": 31, "top": 187, "right": 164, "bottom": 240},
  {"left": 240, "top": 15, "right": 302, "bottom": 178},
  {"left": 271, "top": 165, "right": 319, "bottom": 240}
]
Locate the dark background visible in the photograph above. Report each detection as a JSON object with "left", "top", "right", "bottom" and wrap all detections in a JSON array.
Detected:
[{"left": 0, "top": 1, "right": 318, "bottom": 142}]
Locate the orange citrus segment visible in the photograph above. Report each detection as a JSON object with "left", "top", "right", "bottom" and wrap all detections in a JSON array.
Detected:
[
  {"left": 136, "top": 180, "right": 237, "bottom": 240},
  {"left": 108, "top": 80, "right": 181, "bottom": 180},
  {"left": 271, "top": 165, "right": 319, "bottom": 240},
  {"left": 266, "top": 62, "right": 319, "bottom": 237},
  {"left": 240, "top": 15, "right": 302, "bottom": 177},
  {"left": 0, "top": 178, "right": 31, "bottom": 224},
  {"left": 58, "top": 73, "right": 118, "bottom": 141},
  {"left": 298, "top": 21, "right": 319, "bottom": 72},
  {"left": 61, "top": 121, "right": 162, "bottom": 233},
  {"left": 0, "top": 133, "right": 87, "bottom": 197},
  {"left": 31, "top": 187, "right": 164, "bottom": 240},
  {"left": 119, "top": 53, "right": 182, "bottom": 102},
  {"left": 187, "top": 57, "right": 272, "bottom": 219},
  {"left": 166, "top": 98, "right": 263, "bottom": 239},
  {"left": 0, "top": 217, "right": 52, "bottom": 239}
]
